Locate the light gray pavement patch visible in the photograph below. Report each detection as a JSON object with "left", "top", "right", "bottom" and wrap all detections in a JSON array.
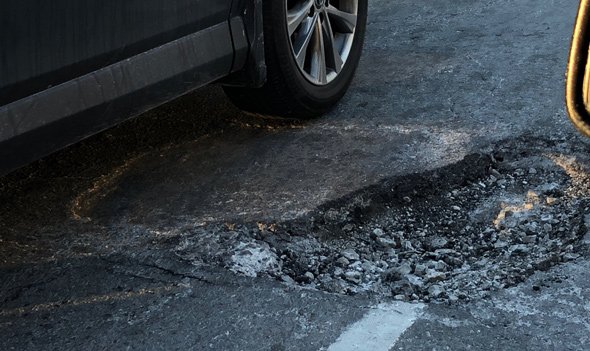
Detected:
[
  {"left": 75, "top": 0, "right": 582, "bottom": 227},
  {"left": 393, "top": 257, "right": 590, "bottom": 350}
]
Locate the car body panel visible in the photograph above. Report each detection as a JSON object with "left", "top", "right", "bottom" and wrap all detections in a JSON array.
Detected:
[
  {"left": 0, "top": 0, "right": 233, "bottom": 106},
  {"left": 0, "top": 0, "right": 260, "bottom": 175}
]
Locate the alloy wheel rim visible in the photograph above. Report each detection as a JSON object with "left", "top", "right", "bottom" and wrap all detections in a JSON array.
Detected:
[{"left": 286, "top": 0, "right": 358, "bottom": 85}]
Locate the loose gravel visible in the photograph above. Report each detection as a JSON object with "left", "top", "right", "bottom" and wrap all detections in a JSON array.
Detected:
[{"left": 160, "top": 137, "right": 590, "bottom": 303}]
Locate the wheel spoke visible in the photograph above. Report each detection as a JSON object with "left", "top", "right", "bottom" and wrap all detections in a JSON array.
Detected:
[
  {"left": 322, "top": 9, "right": 343, "bottom": 73},
  {"left": 311, "top": 17, "right": 327, "bottom": 84},
  {"left": 326, "top": 4, "right": 357, "bottom": 33},
  {"left": 287, "top": 0, "right": 358, "bottom": 85},
  {"left": 287, "top": 0, "right": 314, "bottom": 36},
  {"left": 293, "top": 13, "right": 318, "bottom": 67}
]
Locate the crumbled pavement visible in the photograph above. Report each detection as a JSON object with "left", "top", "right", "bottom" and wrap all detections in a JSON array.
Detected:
[
  {"left": 141, "top": 137, "right": 590, "bottom": 304},
  {"left": 3, "top": 135, "right": 590, "bottom": 351}
]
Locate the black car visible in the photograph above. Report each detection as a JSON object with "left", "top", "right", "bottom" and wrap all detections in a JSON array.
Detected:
[{"left": 0, "top": 0, "right": 367, "bottom": 174}]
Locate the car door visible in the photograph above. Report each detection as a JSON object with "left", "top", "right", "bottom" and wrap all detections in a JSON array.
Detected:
[{"left": 0, "top": 0, "right": 233, "bottom": 106}]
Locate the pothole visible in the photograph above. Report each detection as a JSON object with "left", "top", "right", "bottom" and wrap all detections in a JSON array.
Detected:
[{"left": 166, "top": 137, "right": 590, "bottom": 303}]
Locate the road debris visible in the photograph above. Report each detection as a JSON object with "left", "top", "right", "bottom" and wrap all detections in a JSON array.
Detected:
[{"left": 172, "top": 138, "right": 590, "bottom": 303}]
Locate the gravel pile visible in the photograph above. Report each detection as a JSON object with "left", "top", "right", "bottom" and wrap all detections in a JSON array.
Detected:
[{"left": 172, "top": 138, "right": 590, "bottom": 302}]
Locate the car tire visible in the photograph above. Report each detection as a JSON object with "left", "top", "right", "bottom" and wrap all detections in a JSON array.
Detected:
[{"left": 224, "top": 0, "right": 367, "bottom": 119}]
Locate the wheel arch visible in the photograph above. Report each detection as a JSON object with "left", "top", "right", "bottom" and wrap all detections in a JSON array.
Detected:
[{"left": 223, "top": 0, "right": 268, "bottom": 88}]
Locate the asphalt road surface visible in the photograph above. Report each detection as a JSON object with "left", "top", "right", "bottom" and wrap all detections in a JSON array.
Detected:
[{"left": 2, "top": 0, "right": 590, "bottom": 350}]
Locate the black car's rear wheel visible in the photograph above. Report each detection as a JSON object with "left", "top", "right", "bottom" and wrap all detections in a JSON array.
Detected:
[{"left": 224, "top": 0, "right": 367, "bottom": 119}]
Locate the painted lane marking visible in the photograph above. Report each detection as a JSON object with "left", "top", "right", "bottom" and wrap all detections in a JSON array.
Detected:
[{"left": 327, "top": 302, "right": 424, "bottom": 351}]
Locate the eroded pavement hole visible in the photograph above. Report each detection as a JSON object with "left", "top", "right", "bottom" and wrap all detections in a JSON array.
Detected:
[{"left": 145, "top": 137, "right": 590, "bottom": 303}]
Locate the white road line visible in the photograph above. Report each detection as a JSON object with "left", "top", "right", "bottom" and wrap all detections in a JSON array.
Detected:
[{"left": 327, "top": 302, "right": 424, "bottom": 351}]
